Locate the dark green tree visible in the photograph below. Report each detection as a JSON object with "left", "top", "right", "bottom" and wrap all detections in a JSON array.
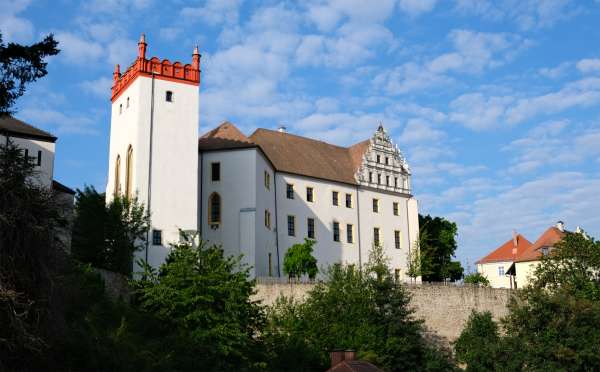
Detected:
[
  {"left": 266, "top": 245, "right": 457, "bottom": 371},
  {"left": 446, "top": 261, "right": 464, "bottom": 282},
  {"left": 71, "top": 186, "right": 150, "bottom": 276},
  {"left": 283, "top": 238, "right": 318, "bottom": 280},
  {"left": 0, "top": 32, "right": 59, "bottom": 114},
  {"left": 463, "top": 272, "right": 490, "bottom": 286},
  {"left": 418, "top": 214, "right": 461, "bottom": 282},
  {"left": 454, "top": 311, "right": 500, "bottom": 371},
  {"left": 134, "top": 239, "right": 266, "bottom": 371}
]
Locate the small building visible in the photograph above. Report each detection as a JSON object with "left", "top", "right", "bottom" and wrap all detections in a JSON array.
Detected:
[
  {"left": 476, "top": 233, "right": 532, "bottom": 288},
  {"left": 327, "top": 350, "right": 383, "bottom": 372}
]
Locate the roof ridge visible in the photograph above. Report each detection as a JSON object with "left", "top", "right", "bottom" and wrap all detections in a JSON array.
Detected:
[{"left": 251, "top": 128, "right": 358, "bottom": 150}]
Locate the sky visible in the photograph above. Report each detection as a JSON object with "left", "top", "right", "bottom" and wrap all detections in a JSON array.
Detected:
[{"left": 3, "top": 0, "right": 600, "bottom": 268}]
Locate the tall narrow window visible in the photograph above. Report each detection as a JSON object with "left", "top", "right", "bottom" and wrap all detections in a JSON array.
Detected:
[
  {"left": 208, "top": 193, "right": 221, "bottom": 225},
  {"left": 126, "top": 97, "right": 130, "bottom": 108},
  {"left": 306, "top": 187, "right": 314, "bottom": 202},
  {"left": 372, "top": 198, "right": 379, "bottom": 213},
  {"left": 264, "top": 170, "right": 270, "bottom": 190},
  {"left": 376, "top": 154, "right": 381, "bottom": 163},
  {"left": 373, "top": 227, "right": 380, "bottom": 247},
  {"left": 345, "top": 193, "right": 352, "bottom": 208},
  {"left": 114, "top": 155, "right": 121, "bottom": 195},
  {"left": 377, "top": 174, "right": 381, "bottom": 184},
  {"left": 287, "top": 215, "right": 295, "bottom": 236},
  {"left": 211, "top": 162, "right": 220, "bottom": 181},
  {"left": 268, "top": 253, "right": 273, "bottom": 277},
  {"left": 333, "top": 222, "right": 340, "bottom": 242},
  {"left": 119, "top": 104, "right": 123, "bottom": 114},
  {"left": 264, "top": 210, "right": 271, "bottom": 229},
  {"left": 152, "top": 230, "right": 162, "bottom": 245},
  {"left": 24, "top": 149, "right": 29, "bottom": 162},
  {"left": 307, "top": 218, "right": 315, "bottom": 239},
  {"left": 394, "top": 230, "right": 401, "bottom": 249},
  {"left": 347, "top": 224, "right": 354, "bottom": 243},
  {"left": 395, "top": 269, "right": 400, "bottom": 282},
  {"left": 385, "top": 157, "right": 389, "bottom": 165},
  {"left": 369, "top": 172, "right": 373, "bottom": 183},
  {"left": 166, "top": 90, "right": 173, "bottom": 102},
  {"left": 386, "top": 175, "right": 390, "bottom": 186},
  {"left": 332, "top": 191, "right": 339, "bottom": 206},
  {"left": 286, "top": 183, "right": 294, "bottom": 199},
  {"left": 394, "top": 177, "right": 398, "bottom": 188},
  {"left": 37, "top": 150, "right": 42, "bottom": 166},
  {"left": 125, "top": 145, "right": 133, "bottom": 199},
  {"left": 393, "top": 202, "right": 399, "bottom": 216}
]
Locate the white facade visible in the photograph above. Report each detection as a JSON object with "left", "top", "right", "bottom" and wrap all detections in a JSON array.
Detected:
[
  {"left": 476, "top": 261, "right": 512, "bottom": 288},
  {"left": 1, "top": 134, "right": 55, "bottom": 187}
]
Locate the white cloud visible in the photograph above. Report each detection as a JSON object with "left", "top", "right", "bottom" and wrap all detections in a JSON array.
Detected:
[
  {"left": 398, "top": 118, "right": 445, "bottom": 144},
  {"left": 306, "top": 0, "right": 396, "bottom": 31},
  {"left": 181, "top": 0, "right": 242, "bottom": 26},
  {"left": 449, "top": 93, "right": 513, "bottom": 130},
  {"left": 19, "top": 108, "right": 98, "bottom": 135},
  {"left": 0, "top": 0, "right": 34, "bottom": 42},
  {"left": 55, "top": 32, "right": 103, "bottom": 65},
  {"left": 398, "top": 0, "right": 438, "bottom": 16},
  {"left": 159, "top": 27, "right": 183, "bottom": 41},
  {"left": 106, "top": 38, "right": 137, "bottom": 66},
  {"left": 538, "top": 61, "right": 571, "bottom": 79},
  {"left": 576, "top": 58, "right": 600, "bottom": 74},
  {"left": 80, "top": 77, "right": 113, "bottom": 98}
]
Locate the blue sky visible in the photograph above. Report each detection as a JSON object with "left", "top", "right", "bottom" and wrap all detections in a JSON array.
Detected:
[{"left": 3, "top": 0, "right": 600, "bottom": 267}]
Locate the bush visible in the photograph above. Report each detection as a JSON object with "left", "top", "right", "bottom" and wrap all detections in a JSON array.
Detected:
[
  {"left": 283, "top": 238, "right": 318, "bottom": 280},
  {"left": 454, "top": 311, "right": 500, "bottom": 371},
  {"left": 463, "top": 272, "right": 489, "bottom": 286}
]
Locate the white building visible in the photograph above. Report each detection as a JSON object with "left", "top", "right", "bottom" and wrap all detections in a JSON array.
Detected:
[{"left": 106, "top": 36, "right": 420, "bottom": 280}]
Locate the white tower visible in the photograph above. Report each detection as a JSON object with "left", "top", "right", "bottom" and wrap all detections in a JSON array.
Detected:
[{"left": 106, "top": 34, "right": 200, "bottom": 270}]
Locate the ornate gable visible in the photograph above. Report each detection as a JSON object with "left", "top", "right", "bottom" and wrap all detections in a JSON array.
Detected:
[{"left": 355, "top": 124, "right": 411, "bottom": 194}]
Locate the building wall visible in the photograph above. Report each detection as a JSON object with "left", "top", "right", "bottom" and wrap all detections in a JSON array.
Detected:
[
  {"left": 2, "top": 134, "right": 55, "bottom": 187},
  {"left": 477, "top": 261, "right": 513, "bottom": 288},
  {"left": 515, "top": 260, "right": 540, "bottom": 289},
  {"left": 199, "top": 148, "right": 259, "bottom": 277},
  {"left": 254, "top": 151, "right": 277, "bottom": 277},
  {"left": 106, "top": 76, "right": 199, "bottom": 270}
]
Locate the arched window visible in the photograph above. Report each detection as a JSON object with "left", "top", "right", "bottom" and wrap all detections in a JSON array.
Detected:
[
  {"left": 125, "top": 145, "right": 133, "bottom": 199},
  {"left": 208, "top": 192, "right": 221, "bottom": 225},
  {"left": 114, "top": 155, "right": 121, "bottom": 195}
]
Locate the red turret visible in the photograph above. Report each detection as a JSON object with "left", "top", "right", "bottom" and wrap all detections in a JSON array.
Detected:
[{"left": 111, "top": 33, "right": 200, "bottom": 102}]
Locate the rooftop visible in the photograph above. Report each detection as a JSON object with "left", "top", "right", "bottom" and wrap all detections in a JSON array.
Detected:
[
  {"left": 0, "top": 115, "right": 57, "bottom": 142},
  {"left": 477, "top": 234, "right": 532, "bottom": 264}
]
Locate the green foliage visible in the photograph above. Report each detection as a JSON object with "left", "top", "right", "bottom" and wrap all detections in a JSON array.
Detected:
[
  {"left": 71, "top": 186, "right": 150, "bottom": 276},
  {"left": 418, "top": 214, "right": 461, "bottom": 282},
  {"left": 133, "top": 239, "right": 266, "bottom": 371},
  {"left": 0, "top": 32, "right": 59, "bottom": 114},
  {"left": 266, "top": 248, "right": 457, "bottom": 372},
  {"left": 283, "top": 238, "right": 318, "bottom": 280},
  {"left": 446, "top": 261, "right": 464, "bottom": 282},
  {"left": 463, "top": 272, "right": 490, "bottom": 286},
  {"left": 454, "top": 311, "right": 500, "bottom": 371}
]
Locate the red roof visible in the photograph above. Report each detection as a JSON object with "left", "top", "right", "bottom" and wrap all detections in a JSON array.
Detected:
[
  {"left": 516, "top": 226, "right": 565, "bottom": 262},
  {"left": 477, "top": 234, "right": 532, "bottom": 264}
]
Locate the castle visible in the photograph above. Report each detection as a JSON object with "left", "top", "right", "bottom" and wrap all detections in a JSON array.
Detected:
[{"left": 106, "top": 35, "right": 420, "bottom": 280}]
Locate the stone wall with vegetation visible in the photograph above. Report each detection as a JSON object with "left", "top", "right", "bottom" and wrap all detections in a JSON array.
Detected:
[{"left": 253, "top": 280, "right": 512, "bottom": 342}]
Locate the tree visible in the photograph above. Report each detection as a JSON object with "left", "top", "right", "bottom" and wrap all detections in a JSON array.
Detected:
[
  {"left": 0, "top": 32, "right": 59, "bottom": 114},
  {"left": 454, "top": 311, "right": 500, "bottom": 371},
  {"left": 134, "top": 238, "right": 266, "bottom": 371},
  {"left": 418, "top": 214, "right": 461, "bottom": 282},
  {"left": 283, "top": 238, "right": 318, "bottom": 280},
  {"left": 71, "top": 186, "right": 150, "bottom": 276},
  {"left": 446, "top": 261, "right": 464, "bottom": 282},
  {"left": 463, "top": 272, "right": 489, "bottom": 286},
  {"left": 265, "top": 246, "right": 457, "bottom": 371}
]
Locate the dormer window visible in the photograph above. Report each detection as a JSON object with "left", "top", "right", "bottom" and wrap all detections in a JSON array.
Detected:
[{"left": 166, "top": 91, "right": 173, "bottom": 102}]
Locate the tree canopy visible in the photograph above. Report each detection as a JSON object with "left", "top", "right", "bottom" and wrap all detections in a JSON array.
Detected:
[
  {"left": 283, "top": 238, "right": 318, "bottom": 280},
  {"left": 418, "top": 214, "right": 463, "bottom": 282}
]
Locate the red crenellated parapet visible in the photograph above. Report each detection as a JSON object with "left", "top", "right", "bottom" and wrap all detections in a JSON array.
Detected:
[{"left": 111, "top": 34, "right": 200, "bottom": 102}]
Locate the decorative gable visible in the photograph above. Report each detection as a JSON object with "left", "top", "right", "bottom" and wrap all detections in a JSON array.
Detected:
[{"left": 355, "top": 124, "right": 411, "bottom": 194}]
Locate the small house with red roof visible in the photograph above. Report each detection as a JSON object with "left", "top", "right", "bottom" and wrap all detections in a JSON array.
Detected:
[{"left": 476, "top": 233, "right": 532, "bottom": 288}]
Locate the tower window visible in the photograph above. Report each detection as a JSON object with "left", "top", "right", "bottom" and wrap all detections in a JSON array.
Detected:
[
  {"left": 369, "top": 172, "right": 373, "bottom": 183},
  {"left": 125, "top": 145, "right": 133, "bottom": 199},
  {"left": 114, "top": 155, "right": 121, "bottom": 195},
  {"left": 211, "top": 162, "right": 220, "bottom": 181},
  {"left": 372, "top": 198, "right": 379, "bottom": 213},
  {"left": 386, "top": 175, "right": 390, "bottom": 186},
  {"left": 333, "top": 222, "right": 340, "bottom": 242},
  {"left": 287, "top": 215, "right": 295, "bottom": 236},
  {"left": 385, "top": 157, "right": 389, "bottom": 165},
  {"left": 307, "top": 218, "right": 315, "bottom": 239},
  {"left": 377, "top": 174, "right": 381, "bottom": 184},
  {"left": 395, "top": 230, "right": 401, "bottom": 249},
  {"left": 393, "top": 202, "right": 399, "bottom": 216},
  {"left": 208, "top": 193, "right": 221, "bottom": 225},
  {"left": 394, "top": 177, "right": 398, "bottom": 188},
  {"left": 166, "top": 91, "right": 173, "bottom": 102},
  {"left": 332, "top": 191, "right": 339, "bottom": 206},
  {"left": 37, "top": 150, "right": 42, "bottom": 166},
  {"left": 152, "top": 230, "right": 162, "bottom": 246},
  {"left": 286, "top": 183, "right": 294, "bottom": 199},
  {"left": 119, "top": 104, "right": 122, "bottom": 114}
]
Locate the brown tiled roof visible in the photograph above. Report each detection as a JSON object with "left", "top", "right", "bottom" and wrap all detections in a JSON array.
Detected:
[
  {"left": 249, "top": 128, "right": 369, "bottom": 185},
  {"left": 477, "top": 234, "right": 532, "bottom": 264},
  {"left": 0, "top": 115, "right": 57, "bottom": 142},
  {"left": 516, "top": 226, "right": 565, "bottom": 262},
  {"left": 198, "top": 121, "right": 255, "bottom": 151},
  {"left": 327, "top": 360, "right": 383, "bottom": 372}
]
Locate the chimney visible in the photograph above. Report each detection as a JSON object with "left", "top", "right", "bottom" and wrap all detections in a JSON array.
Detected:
[
  {"left": 192, "top": 45, "right": 200, "bottom": 70},
  {"left": 344, "top": 350, "right": 356, "bottom": 362},
  {"left": 555, "top": 221, "right": 565, "bottom": 232},
  {"left": 277, "top": 125, "right": 286, "bottom": 133},
  {"left": 330, "top": 350, "right": 345, "bottom": 368},
  {"left": 511, "top": 230, "right": 518, "bottom": 256}
]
